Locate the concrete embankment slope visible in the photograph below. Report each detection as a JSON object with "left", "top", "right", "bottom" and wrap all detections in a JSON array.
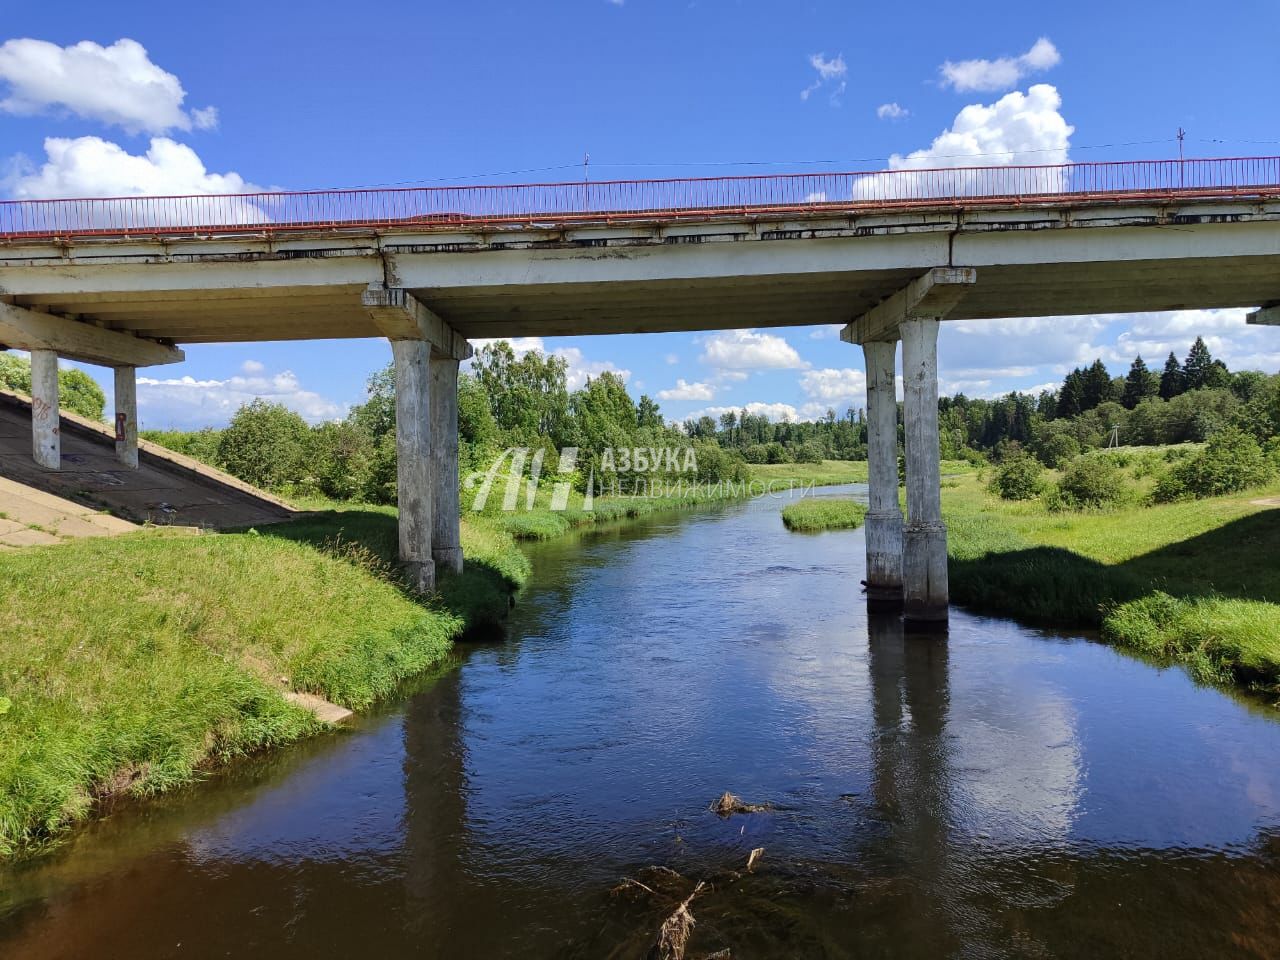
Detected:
[{"left": 0, "top": 389, "right": 294, "bottom": 535}]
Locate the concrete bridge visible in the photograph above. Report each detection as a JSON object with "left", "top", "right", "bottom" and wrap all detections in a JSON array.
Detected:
[{"left": 2, "top": 157, "right": 1279, "bottom": 627}]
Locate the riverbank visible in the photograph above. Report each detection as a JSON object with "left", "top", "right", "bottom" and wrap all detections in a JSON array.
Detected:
[
  {"left": 944, "top": 471, "right": 1280, "bottom": 699},
  {"left": 0, "top": 510, "right": 530, "bottom": 858}
]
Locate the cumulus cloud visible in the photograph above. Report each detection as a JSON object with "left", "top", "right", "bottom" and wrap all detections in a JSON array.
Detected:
[
  {"left": 240, "top": 359, "right": 265, "bottom": 374},
  {"left": 800, "top": 52, "right": 847, "bottom": 103},
  {"left": 657, "top": 379, "right": 715, "bottom": 401},
  {"left": 136, "top": 368, "right": 345, "bottom": 430},
  {"left": 699, "top": 329, "right": 807, "bottom": 370},
  {"left": 876, "top": 102, "right": 908, "bottom": 120},
  {"left": 890, "top": 83, "right": 1072, "bottom": 169},
  {"left": 852, "top": 84, "right": 1073, "bottom": 201},
  {"left": 799, "top": 367, "right": 868, "bottom": 404},
  {"left": 940, "top": 37, "right": 1061, "bottom": 93},
  {"left": 8, "top": 136, "right": 261, "bottom": 200},
  {"left": 664, "top": 353, "right": 680, "bottom": 365},
  {"left": 688, "top": 402, "right": 799, "bottom": 423},
  {"left": 0, "top": 38, "right": 216, "bottom": 134}
]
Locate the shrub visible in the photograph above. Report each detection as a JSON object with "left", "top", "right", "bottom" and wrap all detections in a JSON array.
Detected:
[
  {"left": 1052, "top": 455, "right": 1128, "bottom": 510},
  {"left": 990, "top": 454, "right": 1045, "bottom": 501},
  {"left": 1152, "top": 426, "right": 1275, "bottom": 502},
  {"left": 217, "top": 399, "right": 312, "bottom": 490},
  {"left": 1036, "top": 433, "right": 1080, "bottom": 469},
  {"left": 0, "top": 353, "right": 106, "bottom": 421}
]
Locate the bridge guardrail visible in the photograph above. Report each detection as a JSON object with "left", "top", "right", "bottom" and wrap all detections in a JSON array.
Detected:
[{"left": 1, "top": 157, "right": 1278, "bottom": 241}]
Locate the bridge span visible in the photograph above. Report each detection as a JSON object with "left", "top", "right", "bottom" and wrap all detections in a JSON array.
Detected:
[{"left": 2, "top": 157, "right": 1279, "bottom": 626}]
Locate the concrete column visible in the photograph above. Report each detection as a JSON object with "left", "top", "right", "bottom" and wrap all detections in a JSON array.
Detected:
[
  {"left": 114, "top": 366, "right": 139, "bottom": 469},
  {"left": 900, "top": 317, "right": 948, "bottom": 629},
  {"left": 861, "top": 338, "right": 904, "bottom": 611},
  {"left": 430, "top": 354, "right": 463, "bottom": 575},
  {"left": 30, "top": 349, "right": 60, "bottom": 470},
  {"left": 393, "top": 339, "right": 435, "bottom": 594}
]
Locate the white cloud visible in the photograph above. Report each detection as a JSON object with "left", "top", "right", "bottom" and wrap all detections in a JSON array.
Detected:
[
  {"left": 714, "top": 369, "right": 749, "bottom": 382},
  {"left": 664, "top": 353, "right": 680, "bottom": 365},
  {"left": 657, "top": 379, "right": 715, "bottom": 401},
  {"left": 889, "top": 83, "right": 1072, "bottom": 169},
  {"left": 240, "top": 359, "right": 265, "bottom": 374},
  {"left": 699, "top": 329, "right": 807, "bottom": 370},
  {"left": 853, "top": 84, "right": 1073, "bottom": 201},
  {"left": 136, "top": 369, "right": 345, "bottom": 430},
  {"left": 799, "top": 367, "right": 867, "bottom": 405},
  {"left": 0, "top": 38, "right": 216, "bottom": 134},
  {"left": 809, "top": 325, "right": 842, "bottom": 340},
  {"left": 939, "top": 38, "right": 1061, "bottom": 93},
  {"left": 8, "top": 136, "right": 262, "bottom": 203},
  {"left": 688, "top": 402, "right": 800, "bottom": 423},
  {"left": 800, "top": 52, "right": 847, "bottom": 103},
  {"left": 876, "top": 102, "right": 908, "bottom": 120}
]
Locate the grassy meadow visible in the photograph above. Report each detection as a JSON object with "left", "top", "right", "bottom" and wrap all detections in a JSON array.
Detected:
[{"left": 945, "top": 459, "right": 1280, "bottom": 700}]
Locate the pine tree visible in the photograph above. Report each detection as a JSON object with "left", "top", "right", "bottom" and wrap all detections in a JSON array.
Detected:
[
  {"left": 1057, "top": 369, "right": 1085, "bottom": 419},
  {"left": 1183, "top": 336, "right": 1214, "bottom": 391},
  {"left": 1122, "top": 355, "right": 1157, "bottom": 409},
  {"left": 1159, "top": 352, "right": 1185, "bottom": 400},
  {"left": 1082, "top": 359, "right": 1115, "bottom": 411}
]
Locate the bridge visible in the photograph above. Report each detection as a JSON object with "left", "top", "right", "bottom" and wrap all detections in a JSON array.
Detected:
[{"left": 2, "top": 157, "right": 1279, "bottom": 628}]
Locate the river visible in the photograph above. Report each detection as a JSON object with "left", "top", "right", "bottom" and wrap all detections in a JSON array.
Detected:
[{"left": 2, "top": 485, "right": 1279, "bottom": 958}]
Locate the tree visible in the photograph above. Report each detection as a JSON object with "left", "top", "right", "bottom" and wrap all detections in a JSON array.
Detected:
[
  {"left": 637, "top": 394, "right": 663, "bottom": 430},
  {"left": 0, "top": 353, "right": 106, "bottom": 421},
  {"left": 1182, "top": 336, "right": 1215, "bottom": 391},
  {"left": 1057, "top": 369, "right": 1085, "bottom": 419},
  {"left": 1082, "top": 359, "right": 1116, "bottom": 411},
  {"left": 216, "top": 399, "right": 311, "bottom": 489},
  {"left": 1121, "top": 355, "right": 1158, "bottom": 409},
  {"left": 1159, "top": 352, "right": 1185, "bottom": 400}
]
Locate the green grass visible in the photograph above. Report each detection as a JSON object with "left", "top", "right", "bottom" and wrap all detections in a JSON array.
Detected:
[
  {"left": 0, "top": 510, "right": 529, "bottom": 858},
  {"left": 780, "top": 497, "right": 868, "bottom": 532},
  {"left": 750, "top": 459, "right": 869, "bottom": 487},
  {"left": 943, "top": 469, "right": 1280, "bottom": 699}
]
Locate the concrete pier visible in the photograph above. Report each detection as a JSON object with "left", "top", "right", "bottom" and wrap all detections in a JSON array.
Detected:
[
  {"left": 114, "top": 366, "right": 139, "bottom": 469},
  {"left": 861, "top": 338, "right": 904, "bottom": 610},
  {"left": 900, "top": 317, "right": 948, "bottom": 629},
  {"left": 30, "top": 349, "right": 60, "bottom": 470},
  {"left": 430, "top": 354, "right": 463, "bottom": 575},
  {"left": 392, "top": 338, "right": 435, "bottom": 594}
]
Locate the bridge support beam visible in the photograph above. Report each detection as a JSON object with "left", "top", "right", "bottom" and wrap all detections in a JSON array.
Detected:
[
  {"left": 430, "top": 354, "right": 463, "bottom": 575},
  {"left": 843, "top": 267, "right": 974, "bottom": 631},
  {"left": 30, "top": 349, "right": 60, "bottom": 470},
  {"left": 861, "top": 338, "right": 904, "bottom": 611},
  {"left": 393, "top": 338, "right": 435, "bottom": 594},
  {"left": 114, "top": 366, "right": 139, "bottom": 469},
  {"left": 367, "top": 286, "right": 473, "bottom": 591},
  {"left": 901, "top": 318, "right": 948, "bottom": 630}
]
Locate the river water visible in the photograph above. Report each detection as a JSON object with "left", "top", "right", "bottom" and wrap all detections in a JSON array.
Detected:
[{"left": 2, "top": 485, "right": 1279, "bottom": 958}]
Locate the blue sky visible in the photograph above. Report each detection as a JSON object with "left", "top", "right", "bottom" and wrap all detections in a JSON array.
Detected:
[{"left": 2, "top": 1, "right": 1279, "bottom": 428}]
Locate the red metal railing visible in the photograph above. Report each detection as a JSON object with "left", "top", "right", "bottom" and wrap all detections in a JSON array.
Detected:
[{"left": 1, "top": 157, "right": 1278, "bottom": 242}]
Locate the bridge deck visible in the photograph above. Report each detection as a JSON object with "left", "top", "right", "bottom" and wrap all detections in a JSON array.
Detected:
[{"left": 1, "top": 158, "right": 1279, "bottom": 342}]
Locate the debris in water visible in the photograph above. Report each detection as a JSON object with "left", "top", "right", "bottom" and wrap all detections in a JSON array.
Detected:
[
  {"left": 710, "top": 791, "right": 771, "bottom": 816},
  {"left": 745, "top": 847, "right": 764, "bottom": 873},
  {"left": 649, "top": 881, "right": 705, "bottom": 960}
]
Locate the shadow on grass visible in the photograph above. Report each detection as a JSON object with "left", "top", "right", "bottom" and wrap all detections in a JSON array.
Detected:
[
  {"left": 262, "top": 509, "right": 520, "bottom": 641},
  {"left": 950, "top": 510, "right": 1280, "bottom": 626}
]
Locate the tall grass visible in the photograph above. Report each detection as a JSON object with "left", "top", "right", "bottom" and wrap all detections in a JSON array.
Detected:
[
  {"left": 780, "top": 498, "right": 868, "bottom": 532},
  {"left": 0, "top": 512, "right": 529, "bottom": 858}
]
